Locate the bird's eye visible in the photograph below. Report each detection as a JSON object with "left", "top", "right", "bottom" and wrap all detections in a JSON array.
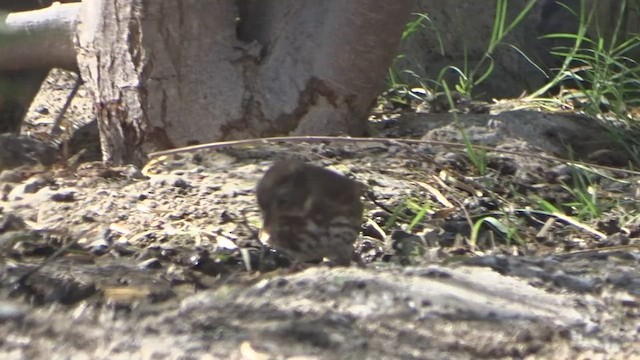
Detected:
[
  {"left": 274, "top": 194, "right": 293, "bottom": 208},
  {"left": 271, "top": 187, "right": 295, "bottom": 209}
]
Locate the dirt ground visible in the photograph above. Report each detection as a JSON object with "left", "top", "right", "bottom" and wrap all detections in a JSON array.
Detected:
[{"left": 0, "top": 70, "right": 638, "bottom": 359}]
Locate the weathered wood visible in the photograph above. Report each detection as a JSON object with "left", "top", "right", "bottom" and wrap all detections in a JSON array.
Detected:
[
  {"left": 0, "top": 2, "right": 79, "bottom": 71},
  {"left": 238, "top": 0, "right": 413, "bottom": 137},
  {"left": 0, "top": 2, "right": 79, "bottom": 133}
]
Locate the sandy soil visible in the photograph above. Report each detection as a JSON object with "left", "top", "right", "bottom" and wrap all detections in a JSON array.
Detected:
[{"left": 0, "top": 69, "right": 637, "bottom": 359}]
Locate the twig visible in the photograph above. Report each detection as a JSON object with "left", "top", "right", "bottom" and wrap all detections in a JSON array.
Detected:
[
  {"left": 147, "top": 135, "right": 640, "bottom": 176},
  {"left": 552, "top": 212, "right": 607, "bottom": 240}
]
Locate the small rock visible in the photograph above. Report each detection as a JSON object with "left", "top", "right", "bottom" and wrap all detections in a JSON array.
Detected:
[
  {"left": 362, "top": 220, "right": 386, "bottom": 241},
  {"left": 34, "top": 105, "right": 49, "bottom": 115},
  {"left": 138, "top": 257, "right": 162, "bottom": 269},
  {"left": 549, "top": 164, "right": 573, "bottom": 183},
  {"left": 11, "top": 235, "right": 55, "bottom": 256},
  {"left": 0, "top": 301, "right": 28, "bottom": 321},
  {"left": 199, "top": 183, "right": 221, "bottom": 195},
  {"left": 391, "top": 230, "right": 426, "bottom": 256},
  {"left": 149, "top": 175, "right": 190, "bottom": 188},
  {"left": 5, "top": 184, "right": 25, "bottom": 201},
  {"left": 620, "top": 298, "right": 640, "bottom": 308},
  {"left": 0, "top": 213, "right": 27, "bottom": 232},
  {"left": 404, "top": 266, "right": 452, "bottom": 278},
  {"left": 21, "top": 176, "right": 49, "bottom": 194},
  {"left": 50, "top": 189, "right": 77, "bottom": 202},
  {"left": 387, "top": 145, "right": 401, "bottom": 155},
  {"left": 215, "top": 235, "right": 238, "bottom": 250},
  {"left": 8, "top": 176, "right": 51, "bottom": 201},
  {"left": 121, "top": 164, "right": 146, "bottom": 179},
  {"left": 0, "top": 169, "right": 23, "bottom": 182},
  {"left": 551, "top": 271, "right": 603, "bottom": 293},
  {"left": 0, "top": 231, "right": 35, "bottom": 250},
  {"left": 1, "top": 183, "right": 13, "bottom": 200},
  {"left": 88, "top": 239, "right": 109, "bottom": 256},
  {"left": 434, "top": 152, "right": 463, "bottom": 167}
]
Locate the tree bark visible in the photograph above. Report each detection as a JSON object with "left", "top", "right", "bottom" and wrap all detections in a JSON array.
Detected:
[
  {"left": 238, "top": 0, "right": 413, "bottom": 137},
  {"left": 76, "top": 0, "right": 412, "bottom": 165}
]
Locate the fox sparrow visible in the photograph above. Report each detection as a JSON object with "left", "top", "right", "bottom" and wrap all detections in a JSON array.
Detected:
[{"left": 256, "top": 161, "right": 364, "bottom": 266}]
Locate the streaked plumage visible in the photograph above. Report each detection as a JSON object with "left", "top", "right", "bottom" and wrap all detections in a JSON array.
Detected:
[{"left": 256, "top": 161, "right": 363, "bottom": 266}]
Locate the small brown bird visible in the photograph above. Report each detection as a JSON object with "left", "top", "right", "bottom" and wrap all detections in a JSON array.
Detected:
[{"left": 256, "top": 161, "right": 364, "bottom": 266}]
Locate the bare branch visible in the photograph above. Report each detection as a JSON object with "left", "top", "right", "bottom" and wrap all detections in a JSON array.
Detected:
[{"left": 0, "top": 2, "right": 80, "bottom": 70}]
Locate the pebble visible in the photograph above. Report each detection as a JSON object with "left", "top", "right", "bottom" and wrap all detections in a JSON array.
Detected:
[
  {"left": 34, "top": 105, "right": 49, "bottom": 115},
  {"left": 0, "top": 169, "right": 23, "bottom": 183},
  {"left": 0, "top": 301, "right": 28, "bottom": 321},
  {"left": 122, "top": 165, "right": 146, "bottom": 179},
  {"left": 551, "top": 271, "right": 603, "bottom": 293},
  {"left": 88, "top": 239, "right": 109, "bottom": 256},
  {"left": 149, "top": 175, "right": 190, "bottom": 188},
  {"left": 7, "top": 176, "right": 50, "bottom": 201},
  {"left": 362, "top": 220, "right": 386, "bottom": 241},
  {"left": 50, "top": 188, "right": 78, "bottom": 202},
  {"left": 0, "top": 213, "right": 26, "bottom": 232},
  {"left": 138, "top": 257, "right": 162, "bottom": 269}
]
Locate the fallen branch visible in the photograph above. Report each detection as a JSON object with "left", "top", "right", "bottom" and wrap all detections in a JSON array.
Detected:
[
  {"left": 0, "top": 2, "right": 80, "bottom": 70},
  {"left": 146, "top": 135, "right": 640, "bottom": 176}
]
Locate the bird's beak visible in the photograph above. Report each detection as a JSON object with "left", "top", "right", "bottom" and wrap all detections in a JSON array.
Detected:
[{"left": 259, "top": 222, "right": 270, "bottom": 244}]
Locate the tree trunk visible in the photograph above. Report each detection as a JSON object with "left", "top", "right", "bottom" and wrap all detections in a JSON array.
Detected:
[{"left": 76, "top": 0, "right": 412, "bottom": 165}]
